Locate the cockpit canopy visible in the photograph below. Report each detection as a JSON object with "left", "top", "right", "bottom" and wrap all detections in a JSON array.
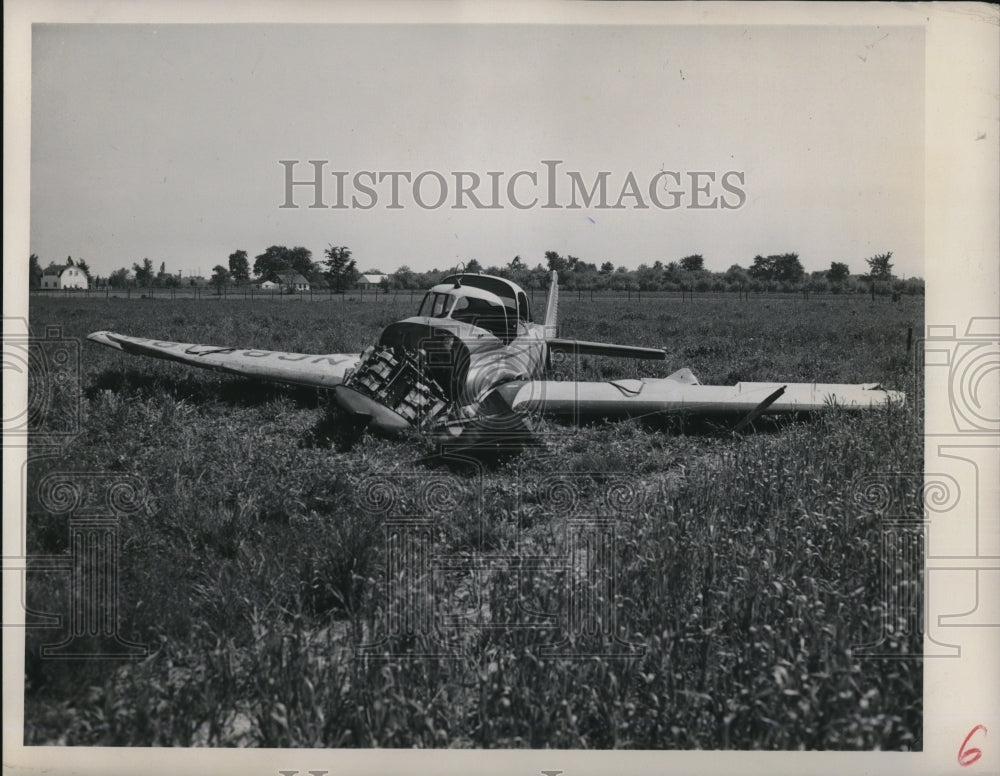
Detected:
[{"left": 416, "top": 274, "right": 531, "bottom": 342}]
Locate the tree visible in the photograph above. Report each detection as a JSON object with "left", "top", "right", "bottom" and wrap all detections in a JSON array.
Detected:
[
  {"left": 253, "top": 245, "right": 312, "bottom": 280},
  {"left": 724, "top": 264, "right": 749, "bottom": 283},
  {"left": 771, "top": 253, "right": 804, "bottom": 283},
  {"left": 286, "top": 246, "right": 314, "bottom": 277},
  {"left": 228, "top": 250, "right": 250, "bottom": 283},
  {"left": 545, "top": 251, "right": 568, "bottom": 274},
  {"left": 827, "top": 261, "right": 850, "bottom": 283},
  {"left": 866, "top": 251, "right": 893, "bottom": 279},
  {"left": 108, "top": 267, "right": 132, "bottom": 287},
  {"left": 465, "top": 258, "right": 483, "bottom": 273},
  {"left": 393, "top": 264, "right": 416, "bottom": 289},
  {"left": 133, "top": 258, "right": 154, "bottom": 287},
  {"left": 509, "top": 255, "right": 524, "bottom": 272},
  {"left": 76, "top": 259, "right": 93, "bottom": 284},
  {"left": 29, "top": 254, "right": 42, "bottom": 288},
  {"left": 680, "top": 254, "right": 704, "bottom": 272},
  {"left": 748, "top": 255, "right": 773, "bottom": 280},
  {"left": 211, "top": 265, "right": 231, "bottom": 293},
  {"left": 599, "top": 261, "right": 615, "bottom": 275},
  {"left": 66, "top": 256, "right": 75, "bottom": 266},
  {"left": 324, "top": 245, "right": 357, "bottom": 292}
]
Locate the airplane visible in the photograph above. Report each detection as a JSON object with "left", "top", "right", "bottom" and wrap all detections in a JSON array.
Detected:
[{"left": 88, "top": 271, "right": 904, "bottom": 448}]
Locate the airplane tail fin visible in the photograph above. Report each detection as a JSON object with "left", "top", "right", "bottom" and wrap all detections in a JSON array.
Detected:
[{"left": 543, "top": 271, "right": 559, "bottom": 338}]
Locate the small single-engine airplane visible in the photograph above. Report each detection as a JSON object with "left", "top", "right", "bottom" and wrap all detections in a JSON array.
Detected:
[{"left": 88, "top": 272, "right": 903, "bottom": 447}]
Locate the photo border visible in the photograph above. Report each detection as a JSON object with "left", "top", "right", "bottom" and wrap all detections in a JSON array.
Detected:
[{"left": 4, "top": 2, "right": 998, "bottom": 774}]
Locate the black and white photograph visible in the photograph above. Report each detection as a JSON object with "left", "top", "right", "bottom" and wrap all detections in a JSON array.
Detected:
[{"left": 4, "top": 2, "right": 998, "bottom": 774}]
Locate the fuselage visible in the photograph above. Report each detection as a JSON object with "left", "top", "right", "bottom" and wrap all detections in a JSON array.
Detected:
[{"left": 332, "top": 274, "right": 546, "bottom": 435}]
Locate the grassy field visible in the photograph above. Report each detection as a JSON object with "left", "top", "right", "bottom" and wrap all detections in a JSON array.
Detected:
[{"left": 23, "top": 293, "right": 923, "bottom": 748}]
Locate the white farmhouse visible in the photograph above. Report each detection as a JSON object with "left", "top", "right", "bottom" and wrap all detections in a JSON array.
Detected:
[{"left": 41, "top": 264, "right": 89, "bottom": 290}]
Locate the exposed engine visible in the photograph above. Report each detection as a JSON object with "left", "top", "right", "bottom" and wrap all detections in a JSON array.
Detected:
[{"left": 341, "top": 345, "right": 452, "bottom": 429}]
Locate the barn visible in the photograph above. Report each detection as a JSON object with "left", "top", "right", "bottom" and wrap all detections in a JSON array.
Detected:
[{"left": 40, "top": 264, "right": 89, "bottom": 290}]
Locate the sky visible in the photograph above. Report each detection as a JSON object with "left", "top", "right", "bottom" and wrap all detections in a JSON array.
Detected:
[{"left": 30, "top": 23, "right": 924, "bottom": 278}]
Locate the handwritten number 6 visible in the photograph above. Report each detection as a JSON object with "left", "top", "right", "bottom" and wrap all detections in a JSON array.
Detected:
[{"left": 958, "top": 725, "right": 987, "bottom": 767}]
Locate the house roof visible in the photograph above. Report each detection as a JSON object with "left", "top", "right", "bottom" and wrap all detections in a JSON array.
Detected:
[
  {"left": 42, "top": 264, "right": 74, "bottom": 276},
  {"left": 360, "top": 274, "right": 388, "bottom": 284},
  {"left": 275, "top": 270, "right": 309, "bottom": 283}
]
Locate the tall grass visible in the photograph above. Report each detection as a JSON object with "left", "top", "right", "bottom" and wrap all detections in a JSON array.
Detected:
[{"left": 23, "top": 295, "right": 922, "bottom": 748}]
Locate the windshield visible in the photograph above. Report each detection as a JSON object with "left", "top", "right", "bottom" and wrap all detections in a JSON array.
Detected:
[
  {"left": 417, "top": 292, "right": 455, "bottom": 318},
  {"left": 416, "top": 290, "right": 513, "bottom": 340}
]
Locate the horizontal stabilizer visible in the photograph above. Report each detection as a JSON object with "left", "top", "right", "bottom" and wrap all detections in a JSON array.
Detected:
[
  {"left": 547, "top": 338, "right": 667, "bottom": 360},
  {"left": 666, "top": 367, "right": 700, "bottom": 385}
]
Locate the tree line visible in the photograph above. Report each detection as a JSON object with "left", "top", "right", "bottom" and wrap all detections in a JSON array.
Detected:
[{"left": 30, "top": 247, "right": 920, "bottom": 296}]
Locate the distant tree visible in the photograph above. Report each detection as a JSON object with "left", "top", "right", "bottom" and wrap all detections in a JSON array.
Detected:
[
  {"left": 663, "top": 261, "right": 682, "bottom": 281},
  {"left": 465, "top": 258, "right": 483, "bottom": 273},
  {"left": 286, "top": 247, "right": 314, "bottom": 277},
  {"left": 324, "top": 245, "right": 357, "bottom": 292},
  {"left": 866, "top": 251, "right": 894, "bottom": 279},
  {"left": 253, "top": 246, "right": 290, "bottom": 280},
  {"left": 545, "top": 251, "right": 568, "bottom": 274},
  {"left": 133, "top": 258, "right": 154, "bottom": 287},
  {"left": 159, "top": 261, "right": 166, "bottom": 276},
  {"left": 29, "top": 254, "right": 42, "bottom": 288},
  {"left": 66, "top": 256, "right": 75, "bottom": 266},
  {"left": 75, "top": 259, "right": 93, "bottom": 283},
  {"left": 827, "top": 261, "right": 851, "bottom": 283},
  {"left": 228, "top": 249, "right": 250, "bottom": 282},
  {"left": 680, "top": 254, "right": 704, "bottom": 272},
  {"left": 635, "top": 263, "right": 662, "bottom": 291},
  {"left": 599, "top": 261, "right": 615, "bottom": 275},
  {"left": 771, "top": 253, "right": 804, "bottom": 283},
  {"left": 253, "top": 245, "right": 312, "bottom": 280},
  {"left": 108, "top": 267, "right": 132, "bottom": 287},
  {"left": 724, "top": 264, "right": 749, "bottom": 283},
  {"left": 509, "top": 255, "right": 524, "bottom": 272},
  {"left": 748, "top": 255, "right": 774, "bottom": 280},
  {"left": 210, "top": 264, "right": 231, "bottom": 293},
  {"left": 393, "top": 265, "right": 416, "bottom": 289}
]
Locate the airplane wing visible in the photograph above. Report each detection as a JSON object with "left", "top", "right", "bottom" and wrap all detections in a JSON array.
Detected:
[
  {"left": 493, "top": 373, "right": 904, "bottom": 420},
  {"left": 87, "top": 331, "right": 359, "bottom": 389}
]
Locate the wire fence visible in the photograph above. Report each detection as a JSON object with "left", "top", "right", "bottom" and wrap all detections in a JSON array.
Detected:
[{"left": 30, "top": 284, "right": 919, "bottom": 304}]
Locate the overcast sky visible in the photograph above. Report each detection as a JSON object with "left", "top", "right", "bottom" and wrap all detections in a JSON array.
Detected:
[{"left": 30, "top": 23, "right": 924, "bottom": 277}]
